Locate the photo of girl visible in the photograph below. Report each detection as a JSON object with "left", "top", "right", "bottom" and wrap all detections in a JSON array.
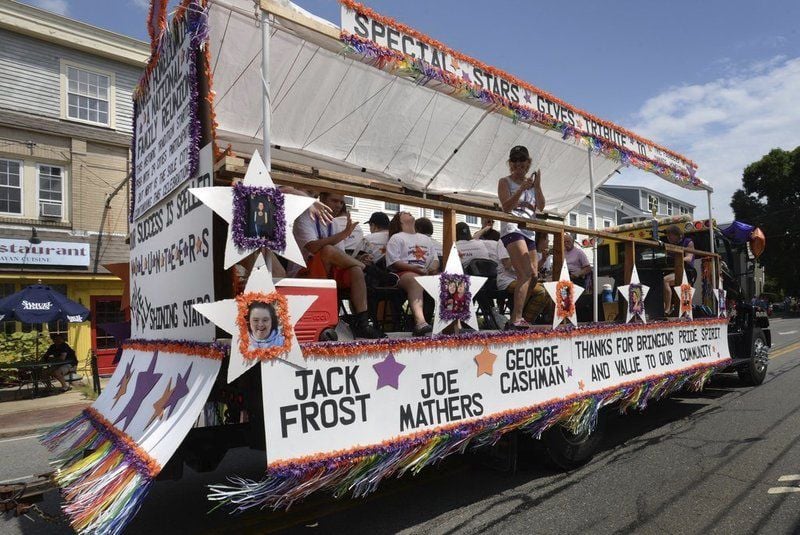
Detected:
[
  {"left": 247, "top": 300, "right": 285, "bottom": 350},
  {"left": 629, "top": 284, "right": 643, "bottom": 315},
  {"left": 439, "top": 274, "right": 471, "bottom": 322},
  {"left": 680, "top": 285, "right": 693, "bottom": 318},
  {"left": 248, "top": 194, "right": 276, "bottom": 239}
]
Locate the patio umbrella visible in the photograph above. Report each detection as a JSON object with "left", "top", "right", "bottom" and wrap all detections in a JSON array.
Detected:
[{"left": 0, "top": 282, "right": 90, "bottom": 361}]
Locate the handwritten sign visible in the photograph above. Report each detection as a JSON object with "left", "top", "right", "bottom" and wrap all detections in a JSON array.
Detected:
[
  {"left": 133, "top": 15, "right": 200, "bottom": 221},
  {"left": 262, "top": 320, "right": 728, "bottom": 465},
  {"left": 130, "top": 144, "right": 215, "bottom": 341}
]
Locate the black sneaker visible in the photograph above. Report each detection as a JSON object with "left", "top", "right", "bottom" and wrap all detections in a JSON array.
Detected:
[
  {"left": 351, "top": 314, "right": 387, "bottom": 339},
  {"left": 505, "top": 319, "right": 533, "bottom": 331},
  {"left": 412, "top": 323, "right": 433, "bottom": 337}
]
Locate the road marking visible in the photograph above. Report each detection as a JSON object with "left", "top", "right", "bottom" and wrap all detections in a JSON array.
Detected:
[
  {"left": 770, "top": 341, "right": 800, "bottom": 360},
  {"left": 768, "top": 487, "right": 800, "bottom": 494},
  {"left": 778, "top": 475, "right": 800, "bottom": 482},
  {"left": 777, "top": 330, "right": 798, "bottom": 335},
  {"left": 0, "top": 434, "right": 40, "bottom": 444},
  {"left": 0, "top": 474, "right": 35, "bottom": 484}
]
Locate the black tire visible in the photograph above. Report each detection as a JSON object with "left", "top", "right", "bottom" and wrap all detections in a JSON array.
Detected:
[
  {"left": 737, "top": 332, "right": 768, "bottom": 386},
  {"left": 542, "top": 411, "right": 605, "bottom": 470}
]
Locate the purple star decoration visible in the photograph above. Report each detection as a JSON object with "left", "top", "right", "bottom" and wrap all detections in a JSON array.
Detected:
[
  {"left": 373, "top": 353, "right": 405, "bottom": 390},
  {"left": 164, "top": 362, "right": 193, "bottom": 418},
  {"left": 566, "top": 367, "right": 573, "bottom": 377},
  {"left": 231, "top": 183, "right": 286, "bottom": 252},
  {"left": 114, "top": 351, "right": 163, "bottom": 432}
]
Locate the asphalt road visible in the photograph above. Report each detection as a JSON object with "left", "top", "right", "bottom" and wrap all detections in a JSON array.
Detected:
[{"left": 3, "top": 316, "right": 800, "bottom": 535}]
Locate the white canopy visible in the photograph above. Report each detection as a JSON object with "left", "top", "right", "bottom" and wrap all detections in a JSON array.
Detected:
[{"left": 207, "top": 0, "right": 694, "bottom": 215}]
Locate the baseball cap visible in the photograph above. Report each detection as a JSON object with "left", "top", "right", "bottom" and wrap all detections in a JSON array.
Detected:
[
  {"left": 367, "top": 212, "right": 390, "bottom": 227},
  {"left": 509, "top": 145, "right": 530, "bottom": 161}
]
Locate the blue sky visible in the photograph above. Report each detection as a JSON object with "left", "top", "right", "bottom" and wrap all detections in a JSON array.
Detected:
[{"left": 22, "top": 0, "right": 800, "bottom": 220}]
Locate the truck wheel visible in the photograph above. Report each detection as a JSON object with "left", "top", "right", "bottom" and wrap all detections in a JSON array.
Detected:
[
  {"left": 737, "top": 332, "right": 768, "bottom": 386},
  {"left": 542, "top": 412, "right": 605, "bottom": 470}
]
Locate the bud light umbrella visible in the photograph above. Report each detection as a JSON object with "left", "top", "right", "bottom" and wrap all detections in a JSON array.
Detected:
[{"left": 0, "top": 282, "right": 90, "bottom": 362}]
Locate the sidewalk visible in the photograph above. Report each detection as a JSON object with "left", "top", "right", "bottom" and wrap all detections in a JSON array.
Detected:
[{"left": 0, "top": 382, "right": 105, "bottom": 439}]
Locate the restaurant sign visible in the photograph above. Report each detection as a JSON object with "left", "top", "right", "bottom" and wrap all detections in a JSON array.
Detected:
[{"left": 0, "top": 239, "right": 90, "bottom": 267}]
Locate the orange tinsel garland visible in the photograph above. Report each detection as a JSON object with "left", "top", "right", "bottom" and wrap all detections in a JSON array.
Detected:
[
  {"left": 122, "top": 341, "right": 226, "bottom": 361},
  {"left": 300, "top": 317, "right": 729, "bottom": 359},
  {"left": 339, "top": 0, "right": 696, "bottom": 169},
  {"left": 555, "top": 280, "right": 576, "bottom": 320},
  {"left": 85, "top": 407, "right": 161, "bottom": 478},
  {"left": 236, "top": 291, "right": 294, "bottom": 361}
]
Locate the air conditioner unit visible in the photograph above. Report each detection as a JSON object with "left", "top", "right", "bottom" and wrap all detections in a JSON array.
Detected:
[{"left": 40, "top": 201, "right": 62, "bottom": 218}]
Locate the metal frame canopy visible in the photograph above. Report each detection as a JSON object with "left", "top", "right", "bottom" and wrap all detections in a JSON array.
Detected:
[{"left": 207, "top": 0, "right": 710, "bottom": 217}]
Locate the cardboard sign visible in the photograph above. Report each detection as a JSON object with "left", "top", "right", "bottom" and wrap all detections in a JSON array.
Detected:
[
  {"left": 130, "top": 144, "right": 215, "bottom": 341},
  {"left": 262, "top": 320, "right": 728, "bottom": 465}
]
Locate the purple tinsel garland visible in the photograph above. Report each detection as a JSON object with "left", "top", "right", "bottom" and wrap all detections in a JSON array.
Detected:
[
  {"left": 340, "top": 33, "right": 704, "bottom": 189},
  {"left": 230, "top": 183, "right": 287, "bottom": 252},
  {"left": 82, "top": 409, "right": 159, "bottom": 478},
  {"left": 439, "top": 273, "right": 472, "bottom": 322}
]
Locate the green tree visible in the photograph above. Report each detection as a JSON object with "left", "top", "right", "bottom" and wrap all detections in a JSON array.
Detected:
[{"left": 731, "top": 147, "right": 800, "bottom": 295}]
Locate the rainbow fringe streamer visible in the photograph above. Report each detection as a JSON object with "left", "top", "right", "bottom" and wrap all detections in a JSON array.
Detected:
[
  {"left": 208, "top": 361, "right": 726, "bottom": 513},
  {"left": 41, "top": 410, "right": 160, "bottom": 535}
]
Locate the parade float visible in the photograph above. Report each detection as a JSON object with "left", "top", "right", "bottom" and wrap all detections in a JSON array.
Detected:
[{"left": 40, "top": 1, "right": 755, "bottom": 533}]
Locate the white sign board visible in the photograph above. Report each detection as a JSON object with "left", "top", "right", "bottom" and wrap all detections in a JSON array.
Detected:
[
  {"left": 130, "top": 144, "right": 215, "bottom": 341},
  {"left": 340, "top": 6, "right": 695, "bottom": 177},
  {"left": 133, "top": 15, "right": 199, "bottom": 220},
  {"left": 0, "top": 239, "right": 90, "bottom": 267},
  {"left": 262, "top": 320, "right": 728, "bottom": 465}
]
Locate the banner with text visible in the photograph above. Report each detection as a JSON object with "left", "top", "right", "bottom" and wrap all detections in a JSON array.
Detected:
[
  {"left": 130, "top": 144, "right": 215, "bottom": 341},
  {"left": 263, "top": 320, "right": 728, "bottom": 465},
  {"left": 133, "top": 10, "right": 202, "bottom": 220},
  {"left": 0, "top": 239, "right": 90, "bottom": 267},
  {"left": 340, "top": 5, "right": 696, "bottom": 178}
]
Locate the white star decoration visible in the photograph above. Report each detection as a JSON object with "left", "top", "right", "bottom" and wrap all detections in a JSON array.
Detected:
[
  {"left": 189, "top": 150, "right": 314, "bottom": 270},
  {"left": 416, "top": 244, "right": 486, "bottom": 333},
  {"left": 193, "top": 257, "right": 316, "bottom": 383},
  {"left": 617, "top": 264, "right": 650, "bottom": 324},
  {"left": 715, "top": 288, "right": 727, "bottom": 318},
  {"left": 673, "top": 269, "right": 695, "bottom": 320},
  {"left": 544, "top": 261, "right": 584, "bottom": 328}
]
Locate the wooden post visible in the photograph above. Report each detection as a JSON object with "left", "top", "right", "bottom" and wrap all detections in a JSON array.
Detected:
[
  {"left": 673, "top": 251, "right": 684, "bottom": 285},
  {"left": 442, "top": 208, "right": 456, "bottom": 267},
  {"left": 552, "top": 229, "right": 564, "bottom": 279},
  {"left": 624, "top": 242, "right": 635, "bottom": 284}
]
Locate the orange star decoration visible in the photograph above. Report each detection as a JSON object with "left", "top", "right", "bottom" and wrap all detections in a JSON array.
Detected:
[
  {"left": 412, "top": 245, "right": 427, "bottom": 261},
  {"left": 145, "top": 378, "right": 174, "bottom": 428},
  {"left": 111, "top": 361, "right": 134, "bottom": 409},
  {"left": 578, "top": 379, "right": 586, "bottom": 391},
  {"left": 474, "top": 346, "right": 497, "bottom": 377}
]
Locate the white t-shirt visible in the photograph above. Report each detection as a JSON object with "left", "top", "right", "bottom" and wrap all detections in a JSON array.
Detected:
[
  {"left": 386, "top": 232, "right": 437, "bottom": 270},
  {"left": 455, "top": 239, "right": 492, "bottom": 268},
  {"left": 293, "top": 210, "right": 344, "bottom": 262},
  {"left": 332, "top": 216, "right": 364, "bottom": 251},
  {"left": 430, "top": 237, "right": 443, "bottom": 258},
  {"left": 483, "top": 239, "right": 500, "bottom": 264},
  {"left": 495, "top": 240, "right": 516, "bottom": 291},
  {"left": 500, "top": 176, "right": 537, "bottom": 238},
  {"left": 358, "top": 230, "right": 389, "bottom": 261}
]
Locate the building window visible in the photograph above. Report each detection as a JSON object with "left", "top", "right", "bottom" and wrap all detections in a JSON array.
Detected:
[
  {"left": 680, "top": 206, "right": 689, "bottom": 215},
  {"left": 568, "top": 213, "right": 577, "bottom": 226},
  {"left": 465, "top": 214, "right": 478, "bottom": 225},
  {"left": 38, "top": 165, "right": 64, "bottom": 218},
  {"left": 0, "top": 159, "right": 23, "bottom": 215},
  {"left": 344, "top": 196, "right": 355, "bottom": 208},
  {"left": 384, "top": 201, "right": 400, "bottom": 212},
  {"left": 667, "top": 201, "right": 673, "bottom": 216},
  {"left": 587, "top": 215, "right": 594, "bottom": 229},
  {"left": 603, "top": 219, "right": 611, "bottom": 229},
  {"left": 432, "top": 209, "right": 443, "bottom": 220},
  {"left": 647, "top": 194, "right": 659, "bottom": 214},
  {"left": 65, "top": 64, "right": 111, "bottom": 126}
]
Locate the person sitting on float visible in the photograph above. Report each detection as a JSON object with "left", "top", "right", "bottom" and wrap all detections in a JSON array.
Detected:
[
  {"left": 386, "top": 211, "right": 440, "bottom": 336},
  {"left": 497, "top": 145, "right": 545, "bottom": 330},
  {"left": 293, "top": 191, "right": 385, "bottom": 339},
  {"left": 564, "top": 233, "right": 592, "bottom": 286},
  {"left": 247, "top": 301, "right": 285, "bottom": 349},
  {"left": 414, "top": 217, "right": 444, "bottom": 261},
  {"left": 662, "top": 224, "right": 696, "bottom": 315},
  {"left": 455, "top": 222, "right": 493, "bottom": 269}
]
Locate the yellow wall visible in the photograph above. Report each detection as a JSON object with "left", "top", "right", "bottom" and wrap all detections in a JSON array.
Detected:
[{"left": 0, "top": 274, "right": 123, "bottom": 372}]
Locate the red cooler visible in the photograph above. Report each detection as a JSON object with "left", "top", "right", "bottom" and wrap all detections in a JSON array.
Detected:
[{"left": 275, "top": 278, "right": 338, "bottom": 343}]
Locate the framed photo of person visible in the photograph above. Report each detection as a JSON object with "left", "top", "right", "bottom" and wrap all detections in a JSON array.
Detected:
[
  {"left": 438, "top": 273, "right": 471, "bottom": 323},
  {"left": 236, "top": 291, "right": 293, "bottom": 361},
  {"left": 232, "top": 184, "right": 286, "bottom": 252}
]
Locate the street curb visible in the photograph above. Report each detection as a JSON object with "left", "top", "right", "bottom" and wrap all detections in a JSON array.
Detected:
[{"left": 0, "top": 403, "right": 91, "bottom": 440}]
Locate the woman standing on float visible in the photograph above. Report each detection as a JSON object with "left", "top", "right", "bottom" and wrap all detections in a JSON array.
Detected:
[{"left": 498, "top": 145, "right": 545, "bottom": 330}]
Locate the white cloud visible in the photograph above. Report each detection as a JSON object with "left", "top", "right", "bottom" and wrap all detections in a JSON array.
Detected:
[
  {"left": 609, "top": 56, "right": 800, "bottom": 222},
  {"left": 130, "top": 0, "right": 150, "bottom": 10},
  {"left": 29, "top": 0, "right": 69, "bottom": 15}
]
